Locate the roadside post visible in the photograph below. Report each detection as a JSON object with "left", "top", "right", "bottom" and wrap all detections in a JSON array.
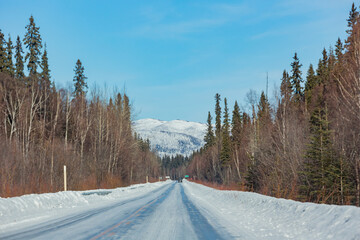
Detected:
[{"left": 64, "top": 165, "right": 67, "bottom": 191}]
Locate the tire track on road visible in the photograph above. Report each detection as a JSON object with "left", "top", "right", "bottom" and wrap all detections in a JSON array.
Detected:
[
  {"left": 0, "top": 183, "right": 174, "bottom": 240},
  {"left": 90, "top": 182, "right": 176, "bottom": 239}
]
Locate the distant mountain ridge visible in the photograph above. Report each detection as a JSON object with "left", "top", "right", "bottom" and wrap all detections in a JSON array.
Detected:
[{"left": 133, "top": 119, "right": 207, "bottom": 158}]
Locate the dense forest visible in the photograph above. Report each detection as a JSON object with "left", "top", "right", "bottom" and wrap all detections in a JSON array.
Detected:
[
  {"left": 161, "top": 154, "right": 190, "bottom": 179},
  {"left": 0, "top": 16, "right": 160, "bottom": 197},
  {"left": 188, "top": 3, "right": 360, "bottom": 206}
]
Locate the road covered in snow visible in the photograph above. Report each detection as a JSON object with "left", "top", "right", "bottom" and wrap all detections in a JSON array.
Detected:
[{"left": 0, "top": 180, "right": 359, "bottom": 240}]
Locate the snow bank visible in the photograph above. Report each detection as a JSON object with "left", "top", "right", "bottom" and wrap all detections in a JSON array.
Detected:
[
  {"left": 183, "top": 180, "right": 360, "bottom": 240},
  {"left": 0, "top": 181, "right": 171, "bottom": 231}
]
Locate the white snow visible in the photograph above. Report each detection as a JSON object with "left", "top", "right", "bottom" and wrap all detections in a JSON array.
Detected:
[
  {"left": 1, "top": 180, "right": 359, "bottom": 239},
  {"left": 0, "top": 181, "right": 172, "bottom": 233},
  {"left": 182, "top": 180, "right": 360, "bottom": 240},
  {"left": 133, "top": 118, "right": 207, "bottom": 157}
]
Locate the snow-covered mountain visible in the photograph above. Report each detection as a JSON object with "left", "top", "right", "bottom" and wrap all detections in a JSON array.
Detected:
[{"left": 133, "top": 119, "right": 207, "bottom": 158}]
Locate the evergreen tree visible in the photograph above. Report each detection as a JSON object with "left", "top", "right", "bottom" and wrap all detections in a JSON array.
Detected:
[
  {"left": 290, "top": 52, "right": 303, "bottom": 102},
  {"left": 73, "top": 59, "right": 88, "bottom": 97},
  {"left": 24, "top": 15, "right": 42, "bottom": 77},
  {"left": 328, "top": 47, "right": 336, "bottom": 74},
  {"left": 346, "top": 3, "right": 359, "bottom": 35},
  {"left": 40, "top": 44, "right": 51, "bottom": 91},
  {"left": 257, "top": 91, "right": 271, "bottom": 128},
  {"left": 215, "top": 93, "right": 222, "bottom": 140},
  {"left": 4, "top": 35, "right": 14, "bottom": 77},
  {"left": 231, "top": 101, "right": 242, "bottom": 145},
  {"left": 316, "top": 48, "right": 329, "bottom": 84},
  {"left": 14, "top": 35, "right": 25, "bottom": 81},
  {"left": 335, "top": 38, "right": 344, "bottom": 61},
  {"left": 123, "top": 94, "right": 131, "bottom": 129},
  {"left": 0, "top": 29, "right": 6, "bottom": 73},
  {"left": 304, "top": 64, "right": 317, "bottom": 107},
  {"left": 345, "top": 3, "right": 360, "bottom": 52},
  {"left": 245, "top": 160, "right": 261, "bottom": 191},
  {"left": 300, "top": 98, "right": 339, "bottom": 203},
  {"left": 204, "top": 111, "right": 215, "bottom": 148},
  {"left": 280, "top": 70, "right": 291, "bottom": 102},
  {"left": 220, "top": 98, "right": 231, "bottom": 178}
]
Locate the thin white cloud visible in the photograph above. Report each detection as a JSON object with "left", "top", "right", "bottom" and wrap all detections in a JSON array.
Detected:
[
  {"left": 209, "top": 3, "right": 251, "bottom": 16},
  {"left": 132, "top": 18, "right": 227, "bottom": 39},
  {"left": 130, "top": 2, "right": 252, "bottom": 40}
]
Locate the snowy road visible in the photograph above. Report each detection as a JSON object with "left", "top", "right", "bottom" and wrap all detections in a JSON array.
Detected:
[
  {"left": 0, "top": 182, "right": 229, "bottom": 240},
  {"left": 1, "top": 180, "right": 360, "bottom": 239}
]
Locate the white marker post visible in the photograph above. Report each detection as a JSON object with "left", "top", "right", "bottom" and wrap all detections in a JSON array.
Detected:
[
  {"left": 146, "top": 176, "right": 149, "bottom": 183},
  {"left": 64, "top": 165, "right": 67, "bottom": 191}
]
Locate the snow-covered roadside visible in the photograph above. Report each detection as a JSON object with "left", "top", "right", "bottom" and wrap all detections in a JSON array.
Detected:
[
  {"left": 0, "top": 180, "right": 172, "bottom": 232},
  {"left": 183, "top": 180, "right": 360, "bottom": 240}
]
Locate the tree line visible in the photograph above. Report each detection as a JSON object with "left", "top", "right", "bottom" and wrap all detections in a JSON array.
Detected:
[
  {"left": 0, "top": 16, "right": 160, "bottom": 197},
  {"left": 188, "top": 3, "right": 360, "bottom": 206},
  {"left": 161, "top": 154, "right": 190, "bottom": 179}
]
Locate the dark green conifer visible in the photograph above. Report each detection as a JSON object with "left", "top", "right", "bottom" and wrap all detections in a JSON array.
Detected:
[
  {"left": 335, "top": 38, "right": 344, "bottom": 61},
  {"left": 73, "top": 59, "right": 88, "bottom": 97},
  {"left": 304, "top": 64, "right": 317, "bottom": 107},
  {"left": 346, "top": 3, "right": 359, "bottom": 35},
  {"left": 290, "top": 52, "right": 303, "bottom": 103},
  {"left": 204, "top": 111, "right": 215, "bottom": 148},
  {"left": 5, "top": 35, "right": 15, "bottom": 77},
  {"left": 231, "top": 101, "right": 242, "bottom": 145},
  {"left": 215, "top": 93, "right": 222, "bottom": 140},
  {"left": 24, "top": 15, "right": 42, "bottom": 77},
  {"left": 15, "top": 36, "right": 25, "bottom": 81},
  {"left": 300, "top": 97, "right": 339, "bottom": 203},
  {"left": 0, "top": 29, "right": 6, "bottom": 73},
  {"left": 280, "top": 70, "right": 291, "bottom": 102},
  {"left": 40, "top": 44, "right": 51, "bottom": 91},
  {"left": 316, "top": 48, "right": 329, "bottom": 84},
  {"left": 328, "top": 47, "right": 336, "bottom": 73},
  {"left": 220, "top": 98, "right": 231, "bottom": 172},
  {"left": 257, "top": 92, "right": 271, "bottom": 127},
  {"left": 123, "top": 94, "right": 131, "bottom": 129}
]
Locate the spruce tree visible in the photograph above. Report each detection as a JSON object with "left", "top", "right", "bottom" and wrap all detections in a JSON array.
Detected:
[
  {"left": 231, "top": 101, "right": 242, "bottom": 145},
  {"left": 215, "top": 93, "right": 222, "bottom": 140},
  {"left": 316, "top": 48, "right": 329, "bottom": 84},
  {"left": 335, "top": 38, "right": 344, "bottom": 61},
  {"left": 4, "top": 35, "right": 15, "bottom": 77},
  {"left": 123, "top": 94, "right": 131, "bottom": 129},
  {"left": 24, "top": 15, "right": 42, "bottom": 77},
  {"left": 346, "top": 3, "right": 359, "bottom": 35},
  {"left": 290, "top": 52, "right": 303, "bottom": 103},
  {"left": 328, "top": 47, "right": 336, "bottom": 74},
  {"left": 73, "top": 59, "right": 88, "bottom": 97},
  {"left": 40, "top": 44, "right": 51, "bottom": 91},
  {"left": 300, "top": 98, "right": 339, "bottom": 203},
  {"left": 220, "top": 98, "right": 231, "bottom": 177},
  {"left": 204, "top": 111, "right": 215, "bottom": 148},
  {"left": 14, "top": 36, "right": 25, "bottom": 81},
  {"left": 257, "top": 92, "right": 271, "bottom": 128},
  {"left": 304, "top": 64, "right": 317, "bottom": 107},
  {"left": 280, "top": 70, "right": 291, "bottom": 102},
  {"left": 0, "top": 29, "right": 6, "bottom": 73}
]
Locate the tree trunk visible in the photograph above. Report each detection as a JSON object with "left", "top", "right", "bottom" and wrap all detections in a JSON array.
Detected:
[{"left": 233, "top": 148, "right": 241, "bottom": 181}]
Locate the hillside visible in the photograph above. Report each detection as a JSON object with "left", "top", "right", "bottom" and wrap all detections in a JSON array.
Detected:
[{"left": 133, "top": 119, "right": 207, "bottom": 157}]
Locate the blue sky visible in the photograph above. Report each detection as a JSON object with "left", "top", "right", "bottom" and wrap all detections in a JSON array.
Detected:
[{"left": 0, "top": 0, "right": 354, "bottom": 123}]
